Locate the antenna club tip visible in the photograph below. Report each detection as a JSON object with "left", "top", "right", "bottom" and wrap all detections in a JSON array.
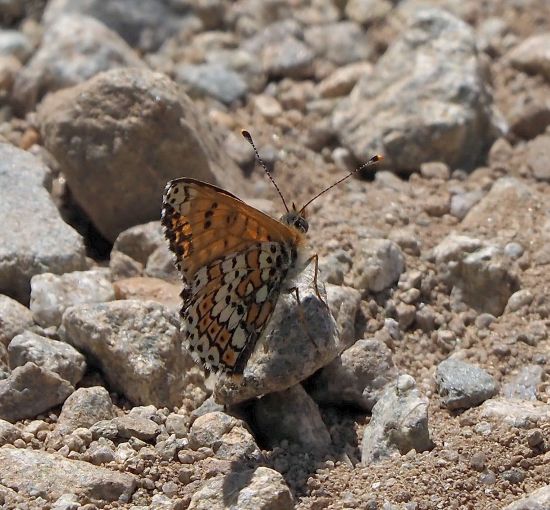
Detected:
[
  {"left": 373, "top": 154, "right": 384, "bottom": 162},
  {"left": 241, "top": 129, "right": 252, "bottom": 140}
]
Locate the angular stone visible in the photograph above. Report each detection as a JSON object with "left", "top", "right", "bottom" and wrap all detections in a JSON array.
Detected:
[
  {"left": 508, "top": 33, "right": 550, "bottom": 81},
  {"left": 0, "top": 362, "right": 74, "bottom": 422},
  {"left": 436, "top": 358, "right": 498, "bottom": 410},
  {"left": 60, "top": 300, "right": 206, "bottom": 407},
  {"left": 30, "top": 269, "right": 115, "bottom": 328},
  {"left": 8, "top": 331, "right": 86, "bottom": 386},
  {"left": 478, "top": 398, "right": 550, "bottom": 428},
  {"left": 0, "top": 448, "right": 136, "bottom": 504},
  {"left": 38, "top": 67, "right": 244, "bottom": 242},
  {"left": 112, "top": 221, "right": 164, "bottom": 265},
  {"left": 0, "top": 294, "right": 34, "bottom": 347},
  {"left": 0, "top": 417, "right": 22, "bottom": 445},
  {"left": 0, "top": 144, "right": 86, "bottom": 303}
]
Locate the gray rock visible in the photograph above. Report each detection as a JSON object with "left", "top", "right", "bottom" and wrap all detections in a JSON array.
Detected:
[
  {"left": 0, "top": 294, "right": 34, "bottom": 347},
  {"left": 51, "top": 493, "right": 80, "bottom": 510},
  {"left": 319, "top": 249, "right": 352, "bottom": 285},
  {"left": 0, "top": 29, "right": 32, "bottom": 61},
  {"left": 109, "top": 250, "right": 143, "bottom": 280},
  {"left": 525, "top": 134, "right": 550, "bottom": 182},
  {"left": 188, "top": 411, "right": 261, "bottom": 461},
  {"left": 175, "top": 62, "right": 248, "bottom": 104},
  {"left": 361, "top": 375, "right": 433, "bottom": 464},
  {"left": 0, "top": 362, "right": 74, "bottom": 422},
  {"left": 308, "top": 339, "right": 397, "bottom": 411},
  {"left": 436, "top": 358, "right": 498, "bottom": 410},
  {"left": 0, "top": 417, "right": 22, "bottom": 445},
  {"left": 333, "top": 9, "right": 499, "bottom": 171},
  {"left": 8, "top": 331, "right": 86, "bottom": 385},
  {"left": 30, "top": 269, "right": 115, "bottom": 327},
  {"left": 213, "top": 265, "right": 341, "bottom": 406},
  {"left": 432, "top": 234, "right": 484, "bottom": 264},
  {"left": 502, "top": 365, "right": 544, "bottom": 401},
  {"left": 420, "top": 161, "right": 451, "bottom": 180},
  {"left": 38, "top": 67, "right": 245, "bottom": 242},
  {"left": 346, "top": 0, "right": 393, "bottom": 25},
  {"left": 188, "top": 466, "right": 293, "bottom": 510},
  {"left": 326, "top": 284, "right": 361, "bottom": 349},
  {"left": 13, "top": 15, "right": 145, "bottom": 111},
  {"left": 351, "top": 238, "right": 405, "bottom": 293},
  {"left": 450, "top": 190, "right": 484, "bottom": 220},
  {"left": 479, "top": 398, "right": 550, "bottom": 428},
  {"left": 144, "top": 245, "right": 179, "bottom": 282},
  {"left": 502, "top": 485, "right": 550, "bottom": 510},
  {"left": 165, "top": 412, "right": 189, "bottom": 438},
  {"left": 507, "top": 33, "right": 550, "bottom": 81},
  {"left": 112, "top": 221, "right": 164, "bottom": 264},
  {"left": 506, "top": 289, "right": 534, "bottom": 312},
  {"left": 261, "top": 35, "right": 314, "bottom": 79},
  {"left": 0, "top": 448, "right": 136, "bottom": 504},
  {"left": 253, "top": 383, "right": 332, "bottom": 452},
  {"left": 112, "top": 415, "right": 160, "bottom": 442},
  {"left": 304, "top": 21, "right": 372, "bottom": 65},
  {"left": 0, "top": 144, "right": 86, "bottom": 303},
  {"left": 43, "top": 0, "right": 189, "bottom": 52},
  {"left": 60, "top": 300, "right": 206, "bottom": 408},
  {"left": 48, "top": 386, "right": 115, "bottom": 445},
  {"left": 86, "top": 437, "right": 116, "bottom": 465}
]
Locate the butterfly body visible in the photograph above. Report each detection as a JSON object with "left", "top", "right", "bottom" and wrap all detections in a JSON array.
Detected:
[{"left": 161, "top": 177, "right": 312, "bottom": 374}]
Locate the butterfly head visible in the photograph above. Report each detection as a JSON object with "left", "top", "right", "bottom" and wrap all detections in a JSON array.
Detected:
[{"left": 281, "top": 203, "right": 309, "bottom": 233}]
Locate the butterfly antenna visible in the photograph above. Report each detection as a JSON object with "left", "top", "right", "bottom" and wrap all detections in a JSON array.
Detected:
[
  {"left": 241, "top": 129, "right": 290, "bottom": 213},
  {"left": 299, "top": 154, "right": 383, "bottom": 214}
]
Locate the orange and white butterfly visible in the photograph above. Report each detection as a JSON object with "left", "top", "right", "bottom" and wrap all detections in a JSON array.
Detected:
[{"left": 162, "top": 130, "right": 381, "bottom": 374}]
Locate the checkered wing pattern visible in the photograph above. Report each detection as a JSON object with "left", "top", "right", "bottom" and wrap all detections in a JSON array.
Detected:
[{"left": 161, "top": 178, "right": 302, "bottom": 373}]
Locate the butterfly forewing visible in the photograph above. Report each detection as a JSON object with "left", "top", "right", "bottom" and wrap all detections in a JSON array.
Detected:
[{"left": 161, "top": 178, "right": 303, "bottom": 373}]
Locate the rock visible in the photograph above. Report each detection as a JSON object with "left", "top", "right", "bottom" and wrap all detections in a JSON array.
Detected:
[
  {"left": 213, "top": 265, "right": 341, "bottom": 406},
  {"left": 60, "top": 300, "right": 206, "bottom": 408},
  {"left": 0, "top": 362, "right": 74, "bottom": 422},
  {"left": 501, "top": 365, "right": 544, "bottom": 401},
  {"left": 435, "top": 358, "right": 498, "bottom": 410},
  {"left": 144, "top": 245, "right": 179, "bottom": 282},
  {"left": 47, "top": 386, "right": 115, "bottom": 446},
  {"left": 30, "top": 269, "right": 115, "bottom": 328},
  {"left": 261, "top": 35, "right": 314, "bottom": 79},
  {"left": 188, "top": 411, "right": 261, "bottom": 461},
  {"left": 38, "top": 67, "right": 244, "bottom": 242},
  {"left": 502, "top": 485, "right": 550, "bottom": 510},
  {"left": 0, "top": 294, "right": 34, "bottom": 347},
  {"left": 333, "top": 9, "right": 498, "bottom": 171},
  {"left": 112, "top": 221, "right": 164, "bottom": 265},
  {"left": 113, "top": 277, "right": 181, "bottom": 309},
  {"left": 450, "top": 190, "right": 484, "bottom": 220},
  {"left": 188, "top": 466, "right": 293, "bottom": 510},
  {"left": 479, "top": 398, "right": 550, "bottom": 428},
  {"left": 319, "top": 250, "right": 352, "bottom": 286},
  {"left": 317, "top": 62, "right": 373, "bottom": 99},
  {"left": 345, "top": 0, "right": 393, "bottom": 25},
  {"left": 351, "top": 238, "right": 405, "bottom": 293},
  {"left": 304, "top": 21, "right": 372, "bottom": 65},
  {"left": 112, "top": 415, "right": 160, "bottom": 442},
  {"left": 8, "top": 331, "right": 86, "bottom": 385},
  {"left": 525, "top": 134, "right": 550, "bottom": 182},
  {"left": 175, "top": 62, "right": 248, "bottom": 104},
  {"left": 109, "top": 250, "right": 143, "bottom": 280},
  {"left": 0, "top": 417, "right": 22, "bottom": 445},
  {"left": 252, "top": 94, "right": 282, "bottom": 120},
  {"left": 0, "top": 29, "right": 32, "bottom": 61},
  {"left": 0, "top": 448, "right": 136, "bottom": 504},
  {"left": 506, "top": 289, "right": 534, "bottom": 312},
  {"left": 432, "top": 234, "right": 484, "bottom": 264},
  {"left": 13, "top": 15, "right": 145, "bottom": 111},
  {"left": 0, "top": 144, "right": 86, "bottom": 303},
  {"left": 361, "top": 375, "right": 433, "bottom": 464},
  {"left": 326, "top": 284, "right": 361, "bottom": 348},
  {"left": 0, "top": 54, "right": 21, "bottom": 93},
  {"left": 507, "top": 33, "right": 550, "bottom": 81},
  {"left": 447, "top": 245, "right": 519, "bottom": 316},
  {"left": 308, "top": 339, "right": 397, "bottom": 411},
  {"left": 43, "top": 0, "right": 188, "bottom": 52},
  {"left": 420, "top": 161, "right": 451, "bottom": 180},
  {"left": 165, "top": 412, "right": 189, "bottom": 439}
]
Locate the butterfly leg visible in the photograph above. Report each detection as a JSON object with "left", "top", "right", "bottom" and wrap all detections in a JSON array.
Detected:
[
  {"left": 306, "top": 254, "right": 329, "bottom": 309},
  {"left": 287, "top": 286, "right": 322, "bottom": 350}
]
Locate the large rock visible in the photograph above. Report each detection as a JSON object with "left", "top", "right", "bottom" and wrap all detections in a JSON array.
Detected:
[
  {"left": 0, "top": 294, "right": 34, "bottom": 347},
  {"left": 0, "top": 144, "right": 86, "bottom": 303},
  {"left": 30, "top": 269, "right": 115, "bottom": 327},
  {"left": 43, "top": 0, "right": 190, "bottom": 51},
  {"left": 502, "top": 485, "right": 550, "bottom": 510},
  {"left": 38, "top": 67, "right": 245, "bottom": 242},
  {"left": 0, "top": 362, "right": 74, "bottom": 422},
  {"left": 60, "top": 300, "right": 206, "bottom": 408},
  {"left": 0, "top": 448, "right": 136, "bottom": 505},
  {"left": 13, "top": 15, "right": 145, "bottom": 111},
  {"left": 213, "top": 265, "right": 341, "bottom": 406},
  {"left": 507, "top": 33, "right": 550, "bottom": 81},
  {"left": 333, "top": 9, "right": 499, "bottom": 171},
  {"left": 8, "top": 331, "right": 86, "bottom": 386}
]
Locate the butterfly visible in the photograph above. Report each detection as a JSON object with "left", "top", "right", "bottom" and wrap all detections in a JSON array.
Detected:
[{"left": 161, "top": 130, "right": 381, "bottom": 374}]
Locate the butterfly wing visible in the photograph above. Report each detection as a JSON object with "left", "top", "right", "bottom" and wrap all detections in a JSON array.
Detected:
[{"left": 161, "top": 178, "right": 303, "bottom": 373}]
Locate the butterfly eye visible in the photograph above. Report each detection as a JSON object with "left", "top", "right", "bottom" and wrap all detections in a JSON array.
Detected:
[{"left": 294, "top": 217, "right": 308, "bottom": 233}]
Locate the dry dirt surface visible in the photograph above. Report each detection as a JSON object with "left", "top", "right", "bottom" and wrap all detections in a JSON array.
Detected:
[{"left": 0, "top": 1, "right": 549, "bottom": 510}]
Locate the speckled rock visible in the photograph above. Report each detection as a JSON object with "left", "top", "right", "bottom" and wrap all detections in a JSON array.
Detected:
[
  {"left": 30, "top": 269, "right": 115, "bottom": 327},
  {"left": 436, "top": 358, "right": 498, "bottom": 410},
  {"left": 0, "top": 294, "right": 34, "bottom": 347},
  {"left": 0, "top": 144, "right": 86, "bottom": 303},
  {"left": 478, "top": 398, "right": 550, "bottom": 428},
  {"left": 112, "top": 221, "right": 164, "bottom": 265},
  {"left": 60, "top": 300, "right": 206, "bottom": 408},
  {"left": 8, "top": 331, "right": 86, "bottom": 385},
  {"left": 507, "top": 33, "right": 550, "bottom": 81},
  {"left": 0, "top": 417, "right": 22, "bottom": 445}
]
